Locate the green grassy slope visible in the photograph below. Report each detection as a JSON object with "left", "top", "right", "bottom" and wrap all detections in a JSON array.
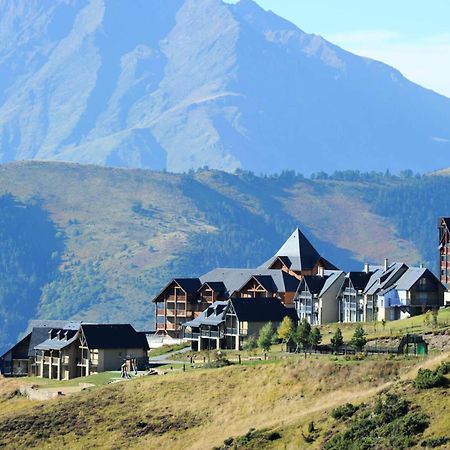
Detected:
[{"left": 0, "top": 162, "right": 449, "bottom": 351}]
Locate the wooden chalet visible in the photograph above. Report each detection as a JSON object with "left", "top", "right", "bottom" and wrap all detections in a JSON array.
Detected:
[
  {"left": 152, "top": 228, "right": 338, "bottom": 338},
  {"left": 183, "top": 298, "right": 298, "bottom": 351},
  {"left": 1, "top": 322, "right": 149, "bottom": 380}
]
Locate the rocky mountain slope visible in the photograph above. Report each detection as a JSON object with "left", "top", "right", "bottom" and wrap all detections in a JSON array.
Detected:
[
  {"left": 1, "top": 0, "right": 450, "bottom": 173},
  {"left": 2, "top": 161, "right": 450, "bottom": 351}
]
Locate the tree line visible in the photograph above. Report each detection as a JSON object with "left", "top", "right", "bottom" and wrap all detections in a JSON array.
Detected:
[{"left": 243, "top": 317, "right": 367, "bottom": 355}]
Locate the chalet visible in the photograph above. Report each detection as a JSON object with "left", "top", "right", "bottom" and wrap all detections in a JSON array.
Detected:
[
  {"left": 376, "top": 267, "right": 444, "bottom": 321},
  {"left": 363, "top": 262, "right": 409, "bottom": 321},
  {"left": 183, "top": 298, "right": 298, "bottom": 351},
  {"left": 294, "top": 270, "right": 345, "bottom": 325},
  {"left": 1, "top": 322, "right": 149, "bottom": 380},
  {"left": 340, "top": 271, "right": 374, "bottom": 323},
  {"left": 438, "top": 217, "right": 450, "bottom": 306},
  {"left": 0, "top": 320, "right": 79, "bottom": 377},
  {"left": 153, "top": 228, "right": 337, "bottom": 337}
]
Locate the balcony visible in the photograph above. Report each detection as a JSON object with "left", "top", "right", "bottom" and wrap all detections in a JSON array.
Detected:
[
  {"left": 225, "top": 327, "right": 238, "bottom": 335},
  {"left": 184, "top": 332, "right": 200, "bottom": 340},
  {"left": 156, "top": 308, "right": 165, "bottom": 316},
  {"left": 201, "top": 330, "right": 221, "bottom": 338}
]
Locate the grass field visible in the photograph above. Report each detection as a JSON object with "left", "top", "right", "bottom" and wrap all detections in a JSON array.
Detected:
[
  {"left": 0, "top": 349, "right": 448, "bottom": 449},
  {"left": 320, "top": 308, "right": 450, "bottom": 344}
]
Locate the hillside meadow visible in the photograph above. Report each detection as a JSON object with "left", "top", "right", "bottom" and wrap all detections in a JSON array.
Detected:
[
  {"left": 1, "top": 161, "right": 450, "bottom": 351},
  {"left": 0, "top": 350, "right": 448, "bottom": 449}
]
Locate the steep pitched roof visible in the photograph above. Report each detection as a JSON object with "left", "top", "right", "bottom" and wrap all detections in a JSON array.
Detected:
[
  {"left": 199, "top": 281, "right": 226, "bottom": 293},
  {"left": 81, "top": 324, "right": 149, "bottom": 350},
  {"left": 153, "top": 278, "right": 202, "bottom": 302},
  {"left": 320, "top": 271, "right": 345, "bottom": 296},
  {"left": 364, "top": 263, "right": 408, "bottom": 295},
  {"left": 200, "top": 268, "right": 299, "bottom": 297},
  {"left": 183, "top": 301, "right": 229, "bottom": 328},
  {"left": 34, "top": 330, "right": 79, "bottom": 351},
  {"left": 442, "top": 218, "right": 450, "bottom": 230},
  {"left": 346, "top": 272, "right": 373, "bottom": 291},
  {"left": 299, "top": 275, "right": 329, "bottom": 295},
  {"left": 260, "top": 228, "right": 337, "bottom": 271},
  {"left": 230, "top": 298, "right": 298, "bottom": 323},
  {"left": 394, "top": 267, "right": 429, "bottom": 291}
]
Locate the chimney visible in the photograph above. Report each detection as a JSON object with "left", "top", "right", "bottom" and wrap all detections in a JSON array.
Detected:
[
  {"left": 364, "top": 262, "right": 370, "bottom": 273},
  {"left": 384, "top": 258, "right": 389, "bottom": 271},
  {"left": 318, "top": 266, "right": 325, "bottom": 277},
  {"left": 420, "top": 263, "right": 424, "bottom": 268}
]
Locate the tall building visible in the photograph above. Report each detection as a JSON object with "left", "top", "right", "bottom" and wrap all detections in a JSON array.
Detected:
[{"left": 438, "top": 217, "right": 450, "bottom": 289}]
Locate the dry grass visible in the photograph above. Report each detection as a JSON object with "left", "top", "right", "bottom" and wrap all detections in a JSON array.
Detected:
[{"left": 1, "top": 353, "right": 447, "bottom": 450}]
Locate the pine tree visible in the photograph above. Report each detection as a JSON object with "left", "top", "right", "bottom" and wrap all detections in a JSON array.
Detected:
[
  {"left": 310, "top": 327, "right": 322, "bottom": 350},
  {"left": 350, "top": 325, "right": 367, "bottom": 351},
  {"left": 331, "top": 328, "right": 344, "bottom": 351},
  {"left": 294, "top": 319, "right": 312, "bottom": 356}
]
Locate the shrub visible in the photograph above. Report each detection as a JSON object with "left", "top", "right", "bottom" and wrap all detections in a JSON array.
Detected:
[
  {"left": 421, "top": 436, "right": 449, "bottom": 448},
  {"left": 331, "top": 403, "right": 359, "bottom": 421},
  {"left": 324, "top": 394, "right": 429, "bottom": 450},
  {"left": 414, "top": 368, "right": 447, "bottom": 389},
  {"left": 437, "top": 361, "right": 450, "bottom": 375}
]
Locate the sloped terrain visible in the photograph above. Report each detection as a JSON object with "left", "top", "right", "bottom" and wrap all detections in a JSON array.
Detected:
[
  {"left": 1, "top": 0, "right": 450, "bottom": 173},
  {"left": 0, "top": 351, "right": 448, "bottom": 449},
  {"left": 1, "top": 161, "right": 450, "bottom": 351}
]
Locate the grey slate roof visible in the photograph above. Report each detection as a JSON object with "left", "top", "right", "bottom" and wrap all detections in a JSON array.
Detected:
[
  {"left": 200, "top": 268, "right": 300, "bottom": 297},
  {"left": 27, "top": 321, "right": 81, "bottom": 356},
  {"left": 364, "top": 263, "right": 408, "bottom": 295},
  {"left": 183, "top": 301, "right": 229, "bottom": 328},
  {"left": 299, "top": 276, "right": 329, "bottom": 295},
  {"left": 34, "top": 330, "right": 79, "bottom": 351},
  {"left": 260, "top": 228, "right": 338, "bottom": 271},
  {"left": 320, "top": 271, "right": 345, "bottom": 296},
  {"left": 81, "top": 324, "right": 149, "bottom": 350},
  {"left": 230, "top": 298, "right": 298, "bottom": 323},
  {"left": 153, "top": 278, "right": 202, "bottom": 302},
  {"left": 394, "top": 267, "right": 428, "bottom": 291},
  {"left": 199, "top": 281, "right": 226, "bottom": 293},
  {"left": 345, "top": 272, "right": 373, "bottom": 291}
]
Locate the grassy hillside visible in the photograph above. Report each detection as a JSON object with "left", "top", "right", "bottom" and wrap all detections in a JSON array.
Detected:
[
  {"left": 1, "top": 162, "right": 450, "bottom": 351},
  {"left": 0, "top": 350, "right": 448, "bottom": 449}
]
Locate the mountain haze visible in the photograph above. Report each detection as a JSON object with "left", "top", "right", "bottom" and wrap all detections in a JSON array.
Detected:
[{"left": 1, "top": 0, "right": 450, "bottom": 173}]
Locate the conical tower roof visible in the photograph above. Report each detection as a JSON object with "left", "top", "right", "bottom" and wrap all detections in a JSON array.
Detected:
[{"left": 273, "top": 228, "right": 321, "bottom": 271}]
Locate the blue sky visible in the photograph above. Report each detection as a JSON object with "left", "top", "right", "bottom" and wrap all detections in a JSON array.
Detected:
[{"left": 229, "top": 0, "right": 450, "bottom": 97}]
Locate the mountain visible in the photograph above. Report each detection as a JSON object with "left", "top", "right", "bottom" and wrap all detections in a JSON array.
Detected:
[
  {"left": 1, "top": 0, "right": 450, "bottom": 174},
  {"left": 2, "top": 161, "right": 450, "bottom": 352}
]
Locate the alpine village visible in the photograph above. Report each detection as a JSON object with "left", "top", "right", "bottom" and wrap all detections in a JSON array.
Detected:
[{"left": 2, "top": 2, "right": 450, "bottom": 449}]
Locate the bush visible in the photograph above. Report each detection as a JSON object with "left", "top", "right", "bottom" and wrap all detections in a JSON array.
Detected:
[
  {"left": 414, "top": 368, "right": 447, "bottom": 389},
  {"left": 421, "top": 436, "right": 449, "bottom": 448},
  {"left": 437, "top": 361, "right": 450, "bottom": 375},
  {"left": 324, "top": 394, "right": 429, "bottom": 450},
  {"left": 331, "top": 403, "right": 359, "bottom": 420}
]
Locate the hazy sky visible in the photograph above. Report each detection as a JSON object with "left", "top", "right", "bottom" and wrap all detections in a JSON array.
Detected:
[{"left": 234, "top": 0, "right": 450, "bottom": 98}]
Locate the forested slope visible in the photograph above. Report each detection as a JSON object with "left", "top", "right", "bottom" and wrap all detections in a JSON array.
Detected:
[{"left": 0, "top": 162, "right": 449, "bottom": 351}]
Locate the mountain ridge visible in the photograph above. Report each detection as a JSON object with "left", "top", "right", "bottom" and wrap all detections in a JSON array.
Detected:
[{"left": 1, "top": 0, "right": 450, "bottom": 173}]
